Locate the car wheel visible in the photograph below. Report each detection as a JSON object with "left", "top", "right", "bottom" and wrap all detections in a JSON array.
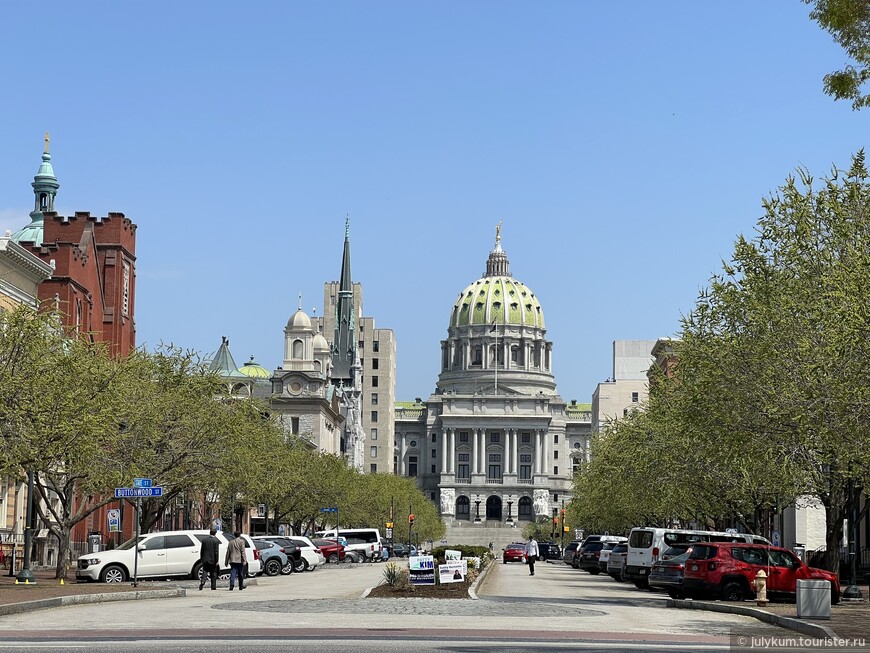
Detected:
[
  {"left": 588, "top": 568, "right": 601, "bottom": 575},
  {"left": 191, "top": 562, "right": 203, "bottom": 581},
  {"left": 347, "top": 552, "right": 360, "bottom": 563},
  {"left": 634, "top": 579, "right": 649, "bottom": 589},
  {"left": 281, "top": 560, "right": 294, "bottom": 575},
  {"left": 218, "top": 569, "right": 230, "bottom": 580},
  {"left": 832, "top": 590, "right": 841, "bottom": 605},
  {"left": 294, "top": 558, "right": 308, "bottom": 572},
  {"left": 668, "top": 590, "right": 686, "bottom": 600},
  {"left": 100, "top": 565, "right": 127, "bottom": 583},
  {"left": 263, "top": 558, "right": 282, "bottom": 576},
  {"left": 721, "top": 581, "right": 745, "bottom": 602},
  {"left": 328, "top": 553, "right": 339, "bottom": 564},
  {"left": 502, "top": 557, "right": 508, "bottom": 564}
]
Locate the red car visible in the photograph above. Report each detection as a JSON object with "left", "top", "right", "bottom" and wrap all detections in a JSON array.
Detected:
[
  {"left": 313, "top": 538, "right": 346, "bottom": 563},
  {"left": 682, "top": 542, "right": 840, "bottom": 604},
  {"left": 503, "top": 543, "right": 527, "bottom": 564}
]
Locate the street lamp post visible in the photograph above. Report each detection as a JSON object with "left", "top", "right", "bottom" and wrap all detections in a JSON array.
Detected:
[
  {"left": 843, "top": 478, "right": 863, "bottom": 600},
  {"left": 474, "top": 495, "right": 481, "bottom": 523},
  {"left": 506, "top": 494, "right": 513, "bottom": 523}
]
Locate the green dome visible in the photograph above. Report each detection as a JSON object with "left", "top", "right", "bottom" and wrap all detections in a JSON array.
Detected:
[
  {"left": 451, "top": 276, "right": 544, "bottom": 328},
  {"left": 240, "top": 356, "right": 270, "bottom": 379}
]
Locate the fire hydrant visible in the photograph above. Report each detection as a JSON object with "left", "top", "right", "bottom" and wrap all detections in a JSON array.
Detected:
[{"left": 754, "top": 570, "right": 768, "bottom": 606}]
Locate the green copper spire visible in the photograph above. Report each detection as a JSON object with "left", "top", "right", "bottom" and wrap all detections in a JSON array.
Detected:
[{"left": 11, "top": 132, "right": 60, "bottom": 246}]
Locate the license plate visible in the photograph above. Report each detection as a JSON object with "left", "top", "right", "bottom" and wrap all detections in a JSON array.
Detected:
[
  {"left": 691, "top": 564, "right": 698, "bottom": 571},
  {"left": 639, "top": 569, "right": 646, "bottom": 575}
]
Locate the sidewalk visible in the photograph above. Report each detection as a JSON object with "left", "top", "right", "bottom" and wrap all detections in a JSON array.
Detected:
[{"left": 0, "top": 568, "right": 184, "bottom": 608}]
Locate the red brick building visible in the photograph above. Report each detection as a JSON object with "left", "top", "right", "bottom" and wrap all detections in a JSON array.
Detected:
[{"left": 12, "top": 136, "right": 138, "bottom": 558}]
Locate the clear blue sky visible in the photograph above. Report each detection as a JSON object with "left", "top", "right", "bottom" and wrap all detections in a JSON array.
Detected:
[{"left": 0, "top": 2, "right": 864, "bottom": 402}]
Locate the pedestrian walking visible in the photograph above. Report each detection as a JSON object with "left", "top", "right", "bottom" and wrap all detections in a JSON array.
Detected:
[
  {"left": 198, "top": 528, "right": 220, "bottom": 590},
  {"left": 525, "top": 535, "right": 539, "bottom": 576},
  {"left": 225, "top": 531, "right": 247, "bottom": 590}
]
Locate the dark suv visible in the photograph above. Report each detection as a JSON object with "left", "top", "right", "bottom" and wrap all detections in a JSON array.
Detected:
[
  {"left": 562, "top": 541, "right": 581, "bottom": 567},
  {"left": 538, "top": 542, "right": 561, "bottom": 561},
  {"left": 576, "top": 540, "right": 609, "bottom": 574},
  {"left": 682, "top": 542, "right": 841, "bottom": 603}
]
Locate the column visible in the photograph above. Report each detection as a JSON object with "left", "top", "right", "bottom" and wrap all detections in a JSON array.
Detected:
[
  {"left": 440, "top": 428, "right": 448, "bottom": 473},
  {"left": 512, "top": 429, "right": 519, "bottom": 474},
  {"left": 399, "top": 433, "right": 407, "bottom": 476},
  {"left": 448, "top": 428, "right": 456, "bottom": 474},
  {"left": 472, "top": 428, "right": 479, "bottom": 474},
  {"left": 535, "top": 430, "right": 542, "bottom": 474},
  {"left": 464, "top": 340, "right": 470, "bottom": 370},
  {"left": 542, "top": 430, "right": 549, "bottom": 476}
]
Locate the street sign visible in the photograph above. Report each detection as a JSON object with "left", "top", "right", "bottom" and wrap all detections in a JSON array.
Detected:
[
  {"left": 133, "top": 478, "right": 152, "bottom": 488},
  {"left": 115, "top": 487, "right": 164, "bottom": 498},
  {"left": 107, "top": 509, "right": 120, "bottom": 533},
  {"left": 772, "top": 530, "right": 781, "bottom": 547},
  {"left": 319, "top": 507, "right": 337, "bottom": 513}
]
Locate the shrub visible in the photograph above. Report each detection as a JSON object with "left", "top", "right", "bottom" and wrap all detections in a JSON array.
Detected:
[{"left": 382, "top": 562, "right": 402, "bottom": 587}]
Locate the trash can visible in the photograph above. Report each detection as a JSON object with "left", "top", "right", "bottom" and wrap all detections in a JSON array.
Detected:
[
  {"left": 796, "top": 579, "right": 831, "bottom": 619},
  {"left": 87, "top": 533, "right": 102, "bottom": 554}
]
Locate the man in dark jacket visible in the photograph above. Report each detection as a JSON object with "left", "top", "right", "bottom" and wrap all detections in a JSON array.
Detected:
[{"left": 199, "top": 528, "right": 221, "bottom": 590}]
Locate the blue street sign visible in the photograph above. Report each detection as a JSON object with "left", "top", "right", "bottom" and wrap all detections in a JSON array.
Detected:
[
  {"left": 319, "top": 507, "right": 337, "bottom": 513},
  {"left": 133, "top": 478, "right": 152, "bottom": 488},
  {"left": 115, "top": 487, "right": 163, "bottom": 498}
]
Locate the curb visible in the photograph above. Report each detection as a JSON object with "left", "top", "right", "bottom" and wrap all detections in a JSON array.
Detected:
[
  {"left": 468, "top": 560, "right": 494, "bottom": 600},
  {"left": 0, "top": 588, "right": 187, "bottom": 616},
  {"left": 667, "top": 599, "right": 839, "bottom": 639}
]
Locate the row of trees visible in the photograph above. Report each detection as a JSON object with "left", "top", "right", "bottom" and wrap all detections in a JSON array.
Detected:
[
  {"left": 0, "top": 305, "right": 441, "bottom": 578},
  {"left": 570, "top": 153, "right": 870, "bottom": 570}
]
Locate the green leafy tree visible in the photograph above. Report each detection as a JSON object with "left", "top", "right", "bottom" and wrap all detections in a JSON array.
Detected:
[{"left": 805, "top": 0, "right": 870, "bottom": 109}]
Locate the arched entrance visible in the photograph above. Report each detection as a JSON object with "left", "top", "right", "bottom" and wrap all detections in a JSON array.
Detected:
[
  {"left": 486, "top": 495, "right": 502, "bottom": 521},
  {"left": 518, "top": 496, "right": 533, "bottom": 521},
  {"left": 455, "top": 496, "right": 470, "bottom": 521}
]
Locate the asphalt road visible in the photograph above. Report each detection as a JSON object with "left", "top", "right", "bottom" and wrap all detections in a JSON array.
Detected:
[{"left": 0, "top": 559, "right": 791, "bottom": 652}]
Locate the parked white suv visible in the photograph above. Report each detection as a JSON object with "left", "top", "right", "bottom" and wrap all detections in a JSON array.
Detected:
[
  {"left": 315, "top": 528, "right": 383, "bottom": 561},
  {"left": 76, "top": 529, "right": 261, "bottom": 583}
]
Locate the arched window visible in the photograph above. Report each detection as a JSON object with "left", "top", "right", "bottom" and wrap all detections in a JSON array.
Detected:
[
  {"left": 518, "top": 496, "right": 533, "bottom": 521},
  {"left": 455, "top": 496, "right": 470, "bottom": 520},
  {"left": 293, "top": 339, "right": 304, "bottom": 359}
]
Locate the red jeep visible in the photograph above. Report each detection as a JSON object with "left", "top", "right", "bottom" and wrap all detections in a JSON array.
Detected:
[{"left": 682, "top": 542, "right": 840, "bottom": 604}]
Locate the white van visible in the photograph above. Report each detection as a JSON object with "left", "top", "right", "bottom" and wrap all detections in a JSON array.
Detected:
[
  {"left": 76, "top": 529, "right": 261, "bottom": 583},
  {"left": 625, "top": 527, "right": 770, "bottom": 588},
  {"left": 315, "top": 528, "right": 383, "bottom": 561}
]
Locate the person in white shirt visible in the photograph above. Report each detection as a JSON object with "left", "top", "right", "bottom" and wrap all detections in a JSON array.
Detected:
[{"left": 525, "top": 536, "right": 539, "bottom": 576}]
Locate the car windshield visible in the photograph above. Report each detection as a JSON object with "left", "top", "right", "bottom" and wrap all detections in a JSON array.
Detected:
[
  {"left": 689, "top": 545, "right": 718, "bottom": 560},
  {"left": 611, "top": 544, "right": 627, "bottom": 553},
  {"left": 114, "top": 536, "right": 147, "bottom": 551}
]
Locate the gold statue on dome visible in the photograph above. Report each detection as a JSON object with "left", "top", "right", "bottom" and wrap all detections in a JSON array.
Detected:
[{"left": 44, "top": 131, "right": 50, "bottom": 154}]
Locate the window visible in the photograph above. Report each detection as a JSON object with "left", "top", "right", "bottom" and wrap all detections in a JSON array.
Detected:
[
  {"left": 459, "top": 432, "right": 469, "bottom": 443},
  {"left": 431, "top": 433, "right": 436, "bottom": 442},
  {"left": 122, "top": 261, "right": 131, "bottom": 316},
  {"left": 456, "top": 496, "right": 470, "bottom": 519},
  {"left": 488, "top": 453, "right": 501, "bottom": 462},
  {"left": 293, "top": 339, "right": 304, "bottom": 359},
  {"left": 409, "top": 456, "right": 418, "bottom": 477},
  {"left": 432, "top": 449, "right": 437, "bottom": 458},
  {"left": 458, "top": 453, "right": 470, "bottom": 462},
  {"left": 490, "top": 432, "right": 500, "bottom": 443},
  {"left": 554, "top": 451, "right": 559, "bottom": 459},
  {"left": 457, "top": 464, "right": 470, "bottom": 479},
  {"left": 472, "top": 347, "right": 482, "bottom": 364},
  {"left": 370, "top": 428, "right": 377, "bottom": 440},
  {"left": 518, "top": 497, "right": 532, "bottom": 519},
  {"left": 370, "top": 464, "right": 377, "bottom": 473},
  {"left": 372, "top": 359, "right": 379, "bottom": 369},
  {"left": 373, "top": 341, "right": 379, "bottom": 352},
  {"left": 371, "top": 393, "right": 378, "bottom": 405},
  {"left": 521, "top": 432, "right": 531, "bottom": 443},
  {"left": 554, "top": 434, "right": 559, "bottom": 444},
  {"left": 371, "top": 376, "right": 379, "bottom": 387},
  {"left": 409, "top": 440, "right": 417, "bottom": 448},
  {"left": 488, "top": 464, "right": 501, "bottom": 479},
  {"left": 358, "top": 340, "right": 364, "bottom": 350},
  {"left": 371, "top": 411, "right": 378, "bottom": 422},
  {"left": 141, "top": 536, "right": 165, "bottom": 551},
  {"left": 165, "top": 534, "right": 194, "bottom": 549},
  {"left": 554, "top": 466, "right": 558, "bottom": 475},
  {"left": 520, "top": 453, "right": 532, "bottom": 463},
  {"left": 553, "top": 494, "right": 558, "bottom": 502},
  {"left": 431, "top": 465, "right": 436, "bottom": 474},
  {"left": 519, "top": 465, "right": 531, "bottom": 480},
  {"left": 370, "top": 446, "right": 377, "bottom": 458},
  {"left": 291, "top": 417, "right": 299, "bottom": 434}
]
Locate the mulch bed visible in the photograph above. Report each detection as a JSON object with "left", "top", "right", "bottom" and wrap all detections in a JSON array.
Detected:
[
  {"left": 367, "top": 579, "right": 474, "bottom": 599},
  {"left": 0, "top": 569, "right": 178, "bottom": 606}
]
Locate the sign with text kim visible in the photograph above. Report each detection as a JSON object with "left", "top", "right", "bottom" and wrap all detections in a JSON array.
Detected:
[
  {"left": 439, "top": 559, "right": 468, "bottom": 584},
  {"left": 409, "top": 555, "right": 435, "bottom": 585}
]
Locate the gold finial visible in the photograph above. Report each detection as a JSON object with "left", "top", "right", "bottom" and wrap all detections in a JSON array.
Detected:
[
  {"left": 298, "top": 292, "right": 303, "bottom": 310},
  {"left": 495, "top": 221, "right": 503, "bottom": 244},
  {"left": 44, "top": 131, "right": 50, "bottom": 154}
]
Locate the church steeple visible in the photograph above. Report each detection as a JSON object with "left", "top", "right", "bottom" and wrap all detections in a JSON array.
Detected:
[
  {"left": 12, "top": 132, "right": 60, "bottom": 246},
  {"left": 331, "top": 217, "right": 356, "bottom": 385}
]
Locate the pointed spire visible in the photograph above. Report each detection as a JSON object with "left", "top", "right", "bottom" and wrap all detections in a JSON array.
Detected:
[{"left": 332, "top": 217, "right": 356, "bottom": 385}]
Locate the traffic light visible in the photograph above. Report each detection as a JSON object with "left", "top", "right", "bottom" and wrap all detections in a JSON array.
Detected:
[
  {"left": 408, "top": 514, "right": 415, "bottom": 525},
  {"left": 553, "top": 517, "right": 559, "bottom": 525}
]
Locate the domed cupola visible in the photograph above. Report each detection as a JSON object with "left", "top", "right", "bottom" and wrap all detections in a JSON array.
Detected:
[
  {"left": 450, "top": 224, "right": 544, "bottom": 329},
  {"left": 438, "top": 223, "right": 555, "bottom": 395},
  {"left": 240, "top": 356, "right": 270, "bottom": 379},
  {"left": 12, "top": 132, "right": 60, "bottom": 247}
]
